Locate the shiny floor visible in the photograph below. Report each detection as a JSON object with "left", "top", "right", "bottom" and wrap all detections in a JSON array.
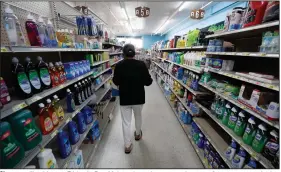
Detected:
[{"left": 90, "top": 78, "right": 203, "bottom": 168}]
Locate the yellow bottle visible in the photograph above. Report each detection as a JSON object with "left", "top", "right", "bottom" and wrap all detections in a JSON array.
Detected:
[{"left": 52, "top": 95, "right": 65, "bottom": 120}]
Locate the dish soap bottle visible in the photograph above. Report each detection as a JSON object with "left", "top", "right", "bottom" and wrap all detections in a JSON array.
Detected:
[
  {"left": 242, "top": 117, "right": 257, "bottom": 145},
  {"left": 68, "top": 121, "right": 80, "bottom": 145},
  {"left": 82, "top": 81, "right": 88, "bottom": 99},
  {"left": 25, "top": 13, "right": 42, "bottom": 46},
  {"left": 78, "top": 82, "right": 85, "bottom": 101},
  {"left": 232, "top": 147, "right": 247, "bottom": 168},
  {"left": 0, "top": 77, "right": 11, "bottom": 105},
  {"left": 234, "top": 111, "right": 247, "bottom": 136},
  {"left": 222, "top": 103, "right": 232, "bottom": 125},
  {"left": 37, "top": 16, "right": 49, "bottom": 47},
  {"left": 0, "top": 121, "right": 25, "bottom": 168},
  {"left": 66, "top": 89, "right": 75, "bottom": 112},
  {"left": 46, "top": 99, "right": 59, "bottom": 127},
  {"left": 252, "top": 124, "right": 268, "bottom": 153},
  {"left": 37, "top": 148, "right": 57, "bottom": 168},
  {"left": 36, "top": 56, "right": 51, "bottom": 89},
  {"left": 225, "top": 139, "right": 238, "bottom": 161},
  {"left": 48, "top": 62, "right": 60, "bottom": 87},
  {"left": 227, "top": 107, "right": 238, "bottom": 130},
  {"left": 46, "top": 19, "right": 58, "bottom": 47},
  {"left": 52, "top": 95, "right": 64, "bottom": 120},
  {"left": 9, "top": 109, "right": 42, "bottom": 151},
  {"left": 38, "top": 103, "right": 54, "bottom": 135},
  {"left": 11, "top": 57, "right": 32, "bottom": 98},
  {"left": 25, "top": 57, "right": 42, "bottom": 93},
  {"left": 57, "top": 130, "right": 72, "bottom": 159},
  {"left": 74, "top": 84, "right": 82, "bottom": 105}
]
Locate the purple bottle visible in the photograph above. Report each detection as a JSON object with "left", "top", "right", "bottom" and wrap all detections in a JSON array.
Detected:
[{"left": 25, "top": 13, "right": 42, "bottom": 46}]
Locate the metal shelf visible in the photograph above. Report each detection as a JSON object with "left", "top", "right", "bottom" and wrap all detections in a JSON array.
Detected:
[
  {"left": 1, "top": 46, "right": 110, "bottom": 53},
  {"left": 193, "top": 118, "right": 232, "bottom": 168},
  {"left": 91, "top": 60, "right": 110, "bottom": 67},
  {"left": 110, "top": 59, "right": 123, "bottom": 66},
  {"left": 1, "top": 70, "right": 94, "bottom": 119},
  {"left": 196, "top": 102, "right": 275, "bottom": 169},
  {"left": 159, "top": 46, "right": 207, "bottom": 51},
  {"left": 161, "top": 59, "right": 203, "bottom": 74},
  {"left": 206, "top": 68, "right": 279, "bottom": 91},
  {"left": 94, "top": 75, "right": 112, "bottom": 91},
  {"left": 153, "top": 61, "right": 209, "bottom": 96},
  {"left": 109, "top": 52, "right": 123, "bottom": 56},
  {"left": 92, "top": 68, "right": 111, "bottom": 78},
  {"left": 205, "top": 52, "right": 279, "bottom": 59},
  {"left": 205, "top": 21, "right": 279, "bottom": 39},
  {"left": 199, "top": 82, "right": 279, "bottom": 129},
  {"left": 102, "top": 42, "right": 123, "bottom": 48}
]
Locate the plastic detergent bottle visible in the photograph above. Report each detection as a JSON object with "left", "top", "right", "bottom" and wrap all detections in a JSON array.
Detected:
[
  {"left": 252, "top": 124, "right": 268, "bottom": 153},
  {"left": 76, "top": 112, "right": 87, "bottom": 134},
  {"left": 58, "top": 61, "right": 67, "bottom": 81},
  {"left": 82, "top": 81, "right": 88, "bottom": 99},
  {"left": 0, "top": 77, "right": 11, "bottom": 105},
  {"left": 90, "top": 77, "right": 95, "bottom": 94},
  {"left": 38, "top": 103, "right": 54, "bottom": 135},
  {"left": 82, "top": 106, "right": 93, "bottom": 125},
  {"left": 197, "top": 133, "right": 205, "bottom": 149},
  {"left": 211, "top": 96, "right": 219, "bottom": 114},
  {"left": 85, "top": 79, "right": 92, "bottom": 96},
  {"left": 232, "top": 147, "right": 247, "bottom": 168},
  {"left": 78, "top": 82, "right": 85, "bottom": 101},
  {"left": 68, "top": 121, "right": 80, "bottom": 145},
  {"left": 11, "top": 57, "right": 32, "bottom": 98},
  {"left": 9, "top": 109, "right": 42, "bottom": 151},
  {"left": 37, "top": 16, "right": 49, "bottom": 47},
  {"left": 37, "top": 148, "right": 57, "bottom": 168},
  {"left": 55, "top": 62, "right": 66, "bottom": 84},
  {"left": 3, "top": 5, "right": 26, "bottom": 46},
  {"left": 25, "top": 13, "right": 42, "bottom": 46},
  {"left": 242, "top": 117, "right": 257, "bottom": 145},
  {"left": 46, "top": 19, "right": 58, "bottom": 47},
  {"left": 52, "top": 95, "right": 64, "bottom": 120},
  {"left": 244, "top": 157, "right": 257, "bottom": 169},
  {"left": 66, "top": 89, "right": 75, "bottom": 112},
  {"left": 225, "top": 139, "right": 238, "bottom": 161},
  {"left": 36, "top": 56, "right": 51, "bottom": 89},
  {"left": 234, "top": 111, "right": 247, "bottom": 136},
  {"left": 46, "top": 99, "right": 59, "bottom": 127},
  {"left": 227, "top": 107, "right": 238, "bottom": 130},
  {"left": 222, "top": 103, "right": 232, "bottom": 125},
  {"left": 262, "top": 130, "right": 279, "bottom": 161},
  {"left": 25, "top": 57, "right": 42, "bottom": 93},
  {"left": 48, "top": 62, "right": 60, "bottom": 87},
  {"left": 57, "top": 130, "right": 72, "bottom": 159},
  {"left": 216, "top": 99, "right": 226, "bottom": 120},
  {"left": 74, "top": 84, "right": 82, "bottom": 105},
  {"left": 0, "top": 121, "right": 25, "bottom": 168}
]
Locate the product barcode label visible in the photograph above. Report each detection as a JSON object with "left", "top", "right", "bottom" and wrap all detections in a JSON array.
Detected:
[{"left": 12, "top": 103, "right": 27, "bottom": 112}]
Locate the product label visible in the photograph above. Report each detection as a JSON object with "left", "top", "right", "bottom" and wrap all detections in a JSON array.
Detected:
[
  {"left": 264, "top": 142, "right": 279, "bottom": 157},
  {"left": 17, "top": 72, "right": 32, "bottom": 94},
  {"left": 229, "top": 116, "right": 237, "bottom": 123},
  {"left": 0, "top": 80, "right": 9, "bottom": 98},
  {"left": 245, "top": 127, "right": 251, "bottom": 134},
  {"left": 1, "top": 131, "right": 21, "bottom": 159},
  {"left": 29, "top": 70, "right": 41, "bottom": 89},
  {"left": 51, "top": 112, "right": 59, "bottom": 125},
  {"left": 81, "top": 91, "right": 85, "bottom": 100},
  {"left": 47, "top": 159, "right": 55, "bottom": 168},
  {"left": 71, "top": 99, "right": 75, "bottom": 110},
  {"left": 57, "top": 106, "right": 64, "bottom": 120},
  {"left": 44, "top": 117, "right": 54, "bottom": 132},
  {"left": 40, "top": 68, "right": 51, "bottom": 86},
  {"left": 236, "top": 120, "right": 242, "bottom": 127},
  {"left": 255, "top": 134, "right": 262, "bottom": 141}
]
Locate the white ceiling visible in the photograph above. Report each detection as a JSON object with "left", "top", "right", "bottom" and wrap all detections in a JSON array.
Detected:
[{"left": 70, "top": 1, "right": 207, "bottom": 36}]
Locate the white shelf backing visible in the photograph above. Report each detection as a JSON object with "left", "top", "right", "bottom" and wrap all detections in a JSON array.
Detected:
[
  {"left": 162, "top": 59, "right": 203, "bottom": 74},
  {"left": 1, "top": 46, "right": 109, "bottom": 53},
  {"left": 14, "top": 87, "right": 111, "bottom": 168},
  {"left": 196, "top": 102, "right": 275, "bottom": 169},
  {"left": 91, "top": 60, "right": 110, "bottom": 67},
  {"left": 153, "top": 61, "right": 209, "bottom": 96},
  {"left": 94, "top": 75, "right": 112, "bottom": 91},
  {"left": 206, "top": 21, "right": 279, "bottom": 39},
  {"left": 199, "top": 82, "right": 279, "bottom": 129},
  {"left": 159, "top": 46, "right": 207, "bottom": 51},
  {"left": 1, "top": 70, "right": 94, "bottom": 119},
  {"left": 205, "top": 52, "right": 279, "bottom": 59},
  {"left": 110, "top": 59, "right": 123, "bottom": 66},
  {"left": 109, "top": 52, "right": 123, "bottom": 56},
  {"left": 206, "top": 69, "right": 279, "bottom": 91},
  {"left": 193, "top": 118, "right": 232, "bottom": 168}
]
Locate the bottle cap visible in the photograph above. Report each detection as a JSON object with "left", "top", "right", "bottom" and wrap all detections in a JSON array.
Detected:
[
  {"left": 270, "top": 130, "right": 278, "bottom": 138},
  {"left": 53, "top": 95, "right": 58, "bottom": 99},
  {"left": 12, "top": 57, "right": 19, "bottom": 63},
  {"left": 49, "top": 62, "right": 54, "bottom": 67},
  {"left": 238, "top": 111, "right": 245, "bottom": 117},
  {"left": 248, "top": 116, "right": 256, "bottom": 124},
  {"left": 47, "top": 19, "right": 52, "bottom": 25},
  {"left": 38, "top": 16, "right": 44, "bottom": 23},
  {"left": 55, "top": 62, "right": 60, "bottom": 66},
  {"left": 67, "top": 88, "right": 71, "bottom": 92},
  {"left": 231, "top": 107, "right": 237, "bottom": 113},
  {"left": 25, "top": 57, "right": 31, "bottom": 62},
  {"left": 258, "top": 124, "right": 267, "bottom": 131},
  {"left": 225, "top": 103, "right": 231, "bottom": 109},
  {"left": 27, "top": 13, "right": 34, "bottom": 20},
  {"left": 78, "top": 82, "right": 82, "bottom": 85},
  {"left": 5, "top": 5, "right": 13, "bottom": 14},
  {"left": 37, "top": 56, "right": 43, "bottom": 61},
  {"left": 39, "top": 103, "right": 45, "bottom": 108},
  {"left": 74, "top": 84, "right": 77, "bottom": 87},
  {"left": 46, "top": 99, "right": 51, "bottom": 103}
]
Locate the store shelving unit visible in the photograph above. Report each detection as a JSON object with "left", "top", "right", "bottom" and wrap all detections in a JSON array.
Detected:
[
  {"left": 159, "top": 46, "right": 207, "bottom": 51},
  {"left": 205, "top": 52, "right": 279, "bottom": 59},
  {"left": 102, "top": 42, "right": 123, "bottom": 48},
  {"left": 159, "top": 58, "right": 203, "bottom": 74},
  {"left": 91, "top": 60, "right": 110, "bottom": 67},
  {"left": 109, "top": 52, "right": 123, "bottom": 56},
  {"left": 110, "top": 59, "right": 123, "bottom": 66}
]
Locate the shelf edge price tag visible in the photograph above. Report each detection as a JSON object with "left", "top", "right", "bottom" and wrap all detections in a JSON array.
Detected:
[
  {"left": 12, "top": 103, "right": 27, "bottom": 112},
  {"left": 51, "top": 130, "right": 58, "bottom": 139}
]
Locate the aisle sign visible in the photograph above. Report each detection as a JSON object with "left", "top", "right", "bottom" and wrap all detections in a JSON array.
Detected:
[
  {"left": 190, "top": 9, "right": 205, "bottom": 19},
  {"left": 135, "top": 6, "right": 150, "bottom": 17}
]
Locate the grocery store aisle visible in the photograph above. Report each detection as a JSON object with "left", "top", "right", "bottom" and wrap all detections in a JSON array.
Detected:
[{"left": 90, "top": 79, "right": 203, "bottom": 168}]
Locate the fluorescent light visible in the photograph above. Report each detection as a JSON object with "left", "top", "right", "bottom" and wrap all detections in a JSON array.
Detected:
[
  {"left": 201, "top": 1, "right": 213, "bottom": 9},
  {"left": 155, "top": 20, "right": 170, "bottom": 34},
  {"left": 122, "top": 8, "right": 128, "bottom": 20},
  {"left": 179, "top": 2, "right": 188, "bottom": 11}
]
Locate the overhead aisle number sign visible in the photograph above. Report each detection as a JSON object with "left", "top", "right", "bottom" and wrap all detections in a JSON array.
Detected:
[
  {"left": 190, "top": 9, "right": 205, "bottom": 19},
  {"left": 135, "top": 6, "right": 150, "bottom": 17}
]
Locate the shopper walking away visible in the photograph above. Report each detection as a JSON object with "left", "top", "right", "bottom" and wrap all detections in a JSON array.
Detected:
[{"left": 113, "top": 44, "right": 153, "bottom": 154}]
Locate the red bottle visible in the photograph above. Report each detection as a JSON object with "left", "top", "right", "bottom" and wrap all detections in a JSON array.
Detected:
[
  {"left": 0, "top": 77, "right": 11, "bottom": 105},
  {"left": 243, "top": 1, "right": 268, "bottom": 28},
  {"left": 55, "top": 62, "right": 66, "bottom": 83},
  {"left": 25, "top": 13, "right": 42, "bottom": 46},
  {"left": 46, "top": 99, "right": 59, "bottom": 127},
  {"left": 48, "top": 62, "right": 60, "bottom": 87},
  {"left": 38, "top": 103, "right": 54, "bottom": 135}
]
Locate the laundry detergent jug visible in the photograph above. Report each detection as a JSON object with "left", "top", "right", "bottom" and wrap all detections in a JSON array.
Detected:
[
  {"left": 68, "top": 121, "right": 80, "bottom": 145},
  {"left": 37, "top": 148, "right": 57, "bottom": 168},
  {"left": 57, "top": 130, "right": 72, "bottom": 159},
  {"left": 76, "top": 112, "right": 87, "bottom": 134},
  {"left": 81, "top": 106, "right": 93, "bottom": 124}
]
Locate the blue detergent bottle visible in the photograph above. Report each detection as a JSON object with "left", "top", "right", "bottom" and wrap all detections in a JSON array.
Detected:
[
  {"left": 67, "top": 121, "right": 80, "bottom": 145},
  {"left": 186, "top": 111, "right": 192, "bottom": 124},
  {"left": 57, "top": 130, "right": 72, "bottom": 159},
  {"left": 81, "top": 106, "right": 93, "bottom": 125},
  {"left": 76, "top": 112, "right": 87, "bottom": 134},
  {"left": 66, "top": 89, "right": 75, "bottom": 112}
]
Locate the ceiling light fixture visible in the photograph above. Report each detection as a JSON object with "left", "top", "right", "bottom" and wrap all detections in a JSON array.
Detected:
[
  {"left": 178, "top": 2, "right": 191, "bottom": 12},
  {"left": 119, "top": 1, "right": 133, "bottom": 33},
  {"left": 162, "top": 1, "right": 213, "bottom": 35}
]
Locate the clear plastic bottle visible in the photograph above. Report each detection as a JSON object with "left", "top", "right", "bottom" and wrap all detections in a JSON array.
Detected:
[
  {"left": 37, "top": 16, "right": 49, "bottom": 47},
  {"left": 26, "top": 13, "right": 42, "bottom": 46},
  {"left": 46, "top": 19, "right": 58, "bottom": 47},
  {"left": 3, "top": 5, "right": 26, "bottom": 46}
]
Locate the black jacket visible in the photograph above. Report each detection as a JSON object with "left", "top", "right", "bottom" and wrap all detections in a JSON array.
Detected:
[{"left": 113, "top": 59, "right": 153, "bottom": 106}]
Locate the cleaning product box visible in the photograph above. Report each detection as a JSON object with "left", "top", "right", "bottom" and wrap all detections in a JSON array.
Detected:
[
  {"left": 67, "top": 149, "right": 84, "bottom": 168},
  {"left": 211, "top": 59, "right": 234, "bottom": 71}
]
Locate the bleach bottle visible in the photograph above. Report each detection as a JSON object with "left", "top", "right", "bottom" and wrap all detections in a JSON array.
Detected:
[
  {"left": 57, "top": 130, "right": 72, "bottom": 159},
  {"left": 66, "top": 89, "right": 75, "bottom": 112}
]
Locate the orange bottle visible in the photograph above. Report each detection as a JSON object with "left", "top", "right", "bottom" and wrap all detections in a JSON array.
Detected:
[
  {"left": 55, "top": 62, "right": 66, "bottom": 84},
  {"left": 48, "top": 62, "right": 60, "bottom": 87},
  {"left": 46, "top": 99, "right": 59, "bottom": 127},
  {"left": 38, "top": 103, "right": 54, "bottom": 135}
]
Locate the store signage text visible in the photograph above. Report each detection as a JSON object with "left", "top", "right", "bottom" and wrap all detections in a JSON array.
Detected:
[
  {"left": 190, "top": 9, "right": 205, "bottom": 19},
  {"left": 135, "top": 6, "right": 150, "bottom": 18}
]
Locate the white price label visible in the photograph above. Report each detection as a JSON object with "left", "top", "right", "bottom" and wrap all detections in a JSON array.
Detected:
[{"left": 12, "top": 103, "right": 27, "bottom": 112}]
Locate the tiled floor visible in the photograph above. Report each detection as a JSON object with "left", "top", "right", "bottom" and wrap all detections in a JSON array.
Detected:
[{"left": 90, "top": 79, "right": 203, "bottom": 168}]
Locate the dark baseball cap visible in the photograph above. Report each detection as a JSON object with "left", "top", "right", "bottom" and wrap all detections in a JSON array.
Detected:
[{"left": 123, "top": 43, "right": 135, "bottom": 58}]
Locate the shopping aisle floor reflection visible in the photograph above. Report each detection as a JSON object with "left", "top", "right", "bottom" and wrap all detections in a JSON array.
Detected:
[{"left": 90, "top": 80, "right": 203, "bottom": 168}]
